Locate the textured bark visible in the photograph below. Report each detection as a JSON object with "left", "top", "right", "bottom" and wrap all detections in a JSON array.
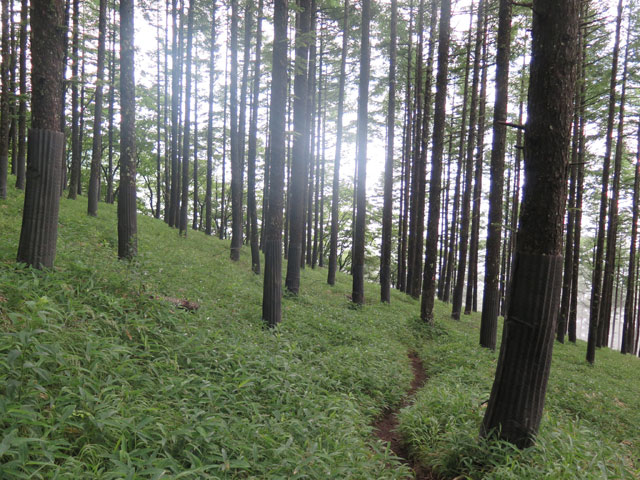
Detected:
[
  {"left": 351, "top": 0, "right": 370, "bottom": 305},
  {"left": 452, "top": 0, "right": 483, "bottom": 320},
  {"left": 285, "top": 0, "right": 311, "bottom": 293},
  {"left": 192, "top": 50, "right": 199, "bottom": 231},
  {"left": 240, "top": 0, "right": 253, "bottom": 243},
  {"left": 88, "top": 0, "right": 107, "bottom": 216},
  {"left": 247, "top": 0, "right": 263, "bottom": 274},
  {"left": 262, "top": 0, "right": 287, "bottom": 327},
  {"left": 380, "top": 0, "right": 397, "bottom": 303},
  {"left": 168, "top": 0, "right": 181, "bottom": 227},
  {"left": 598, "top": 22, "right": 630, "bottom": 349},
  {"left": 587, "top": 0, "right": 623, "bottom": 364},
  {"left": 67, "top": 0, "right": 80, "bottom": 199},
  {"left": 14, "top": 0, "right": 28, "bottom": 190},
  {"left": 479, "top": 0, "right": 511, "bottom": 349},
  {"left": 305, "top": 8, "right": 317, "bottom": 268},
  {"left": 481, "top": 0, "right": 578, "bottom": 448},
  {"left": 205, "top": 1, "right": 216, "bottom": 235},
  {"left": 622, "top": 123, "right": 640, "bottom": 354},
  {"left": 229, "top": 0, "right": 243, "bottom": 259},
  {"left": 105, "top": 6, "right": 116, "bottom": 204},
  {"left": 155, "top": 8, "right": 163, "bottom": 219},
  {"left": 311, "top": 32, "right": 323, "bottom": 269},
  {"left": 179, "top": 1, "right": 194, "bottom": 237},
  {"left": 16, "top": 0, "right": 65, "bottom": 268},
  {"left": 219, "top": 44, "right": 229, "bottom": 239},
  {"left": 420, "top": 0, "right": 450, "bottom": 323},
  {"left": 118, "top": 0, "right": 137, "bottom": 260},
  {"left": 0, "top": 0, "right": 11, "bottom": 199}
]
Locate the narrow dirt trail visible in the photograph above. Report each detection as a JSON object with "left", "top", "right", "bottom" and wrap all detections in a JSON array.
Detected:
[{"left": 373, "top": 351, "right": 441, "bottom": 480}]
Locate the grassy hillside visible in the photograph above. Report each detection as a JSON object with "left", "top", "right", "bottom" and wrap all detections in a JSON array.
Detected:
[{"left": 1, "top": 185, "right": 639, "bottom": 479}]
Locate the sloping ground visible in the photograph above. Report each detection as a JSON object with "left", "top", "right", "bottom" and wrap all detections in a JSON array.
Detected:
[
  {"left": 398, "top": 308, "right": 640, "bottom": 479},
  {"left": 0, "top": 187, "right": 416, "bottom": 479}
]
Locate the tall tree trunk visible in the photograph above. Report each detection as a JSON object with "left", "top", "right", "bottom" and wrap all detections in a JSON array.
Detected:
[
  {"left": 179, "top": 0, "right": 194, "bottom": 236},
  {"left": 67, "top": 0, "right": 80, "bottom": 199},
  {"left": 118, "top": 0, "right": 137, "bottom": 259},
  {"left": 239, "top": 0, "right": 253, "bottom": 243},
  {"left": 205, "top": 0, "right": 216, "bottom": 235},
  {"left": 229, "top": 0, "right": 243, "bottom": 259},
  {"left": 16, "top": 0, "right": 65, "bottom": 267},
  {"left": 219, "top": 33, "right": 229, "bottom": 239},
  {"left": 247, "top": 0, "right": 263, "bottom": 274},
  {"left": 0, "top": 0, "right": 15, "bottom": 198},
  {"left": 155, "top": 7, "right": 163, "bottom": 219},
  {"left": 285, "top": 0, "right": 312, "bottom": 293},
  {"left": 311, "top": 29, "right": 323, "bottom": 269},
  {"left": 169, "top": 0, "right": 182, "bottom": 227},
  {"left": 305, "top": 7, "right": 317, "bottom": 268},
  {"left": 163, "top": 0, "right": 170, "bottom": 222},
  {"left": 262, "top": 0, "right": 287, "bottom": 327},
  {"left": 479, "top": 0, "right": 512, "bottom": 349},
  {"left": 106, "top": 5, "right": 116, "bottom": 204},
  {"left": 452, "top": 0, "right": 483, "bottom": 319},
  {"left": 351, "top": 0, "right": 370, "bottom": 305},
  {"left": 622, "top": 123, "right": 640, "bottom": 353},
  {"left": 192, "top": 46, "right": 199, "bottom": 230},
  {"left": 380, "top": 0, "right": 397, "bottom": 302},
  {"left": 587, "top": 0, "right": 623, "bottom": 364},
  {"left": 88, "top": 0, "right": 107, "bottom": 216},
  {"left": 420, "top": 0, "right": 450, "bottom": 323},
  {"left": 14, "top": 0, "right": 28, "bottom": 190},
  {"left": 327, "top": 0, "right": 348, "bottom": 286},
  {"left": 598, "top": 18, "right": 630, "bottom": 349},
  {"left": 481, "top": 0, "right": 579, "bottom": 447}
]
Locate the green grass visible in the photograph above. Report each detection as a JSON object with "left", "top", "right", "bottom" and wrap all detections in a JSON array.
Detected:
[{"left": 2, "top": 184, "right": 640, "bottom": 479}]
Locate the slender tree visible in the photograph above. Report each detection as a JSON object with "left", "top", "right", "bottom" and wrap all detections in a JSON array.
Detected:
[
  {"left": 88, "top": 0, "right": 107, "bottom": 216},
  {"left": 179, "top": 0, "right": 194, "bottom": 236},
  {"left": 0, "top": 0, "right": 11, "bottom": 199},
  {"left": 14, "top": 0, "right": 28, "bottom": 190},
  {"left": 117, "top": 0, "right": 137, "bottom": 259},
  {"left": 327, "top": 0, "right": 348, "bottom": 286},
  {"left": 16, "top": 0, "right": 65, "bottom": 267},
  {"left": 67, "top": 0, "right": 81, "bottom": 199},
  {"left": 229, "top": 0, "right": 242, "bottom": 260},
  {"left": 205, "top": 0, "right": 217, "bottom": 235},
  {"left": 168, "top": 0, "right": 182, "bottom": 227},
  {"left": 420, "top": 0, "right": 451, "bottom": 323},
  {"left": 481, "top": 0, "right": 579, "bottom": 447},
  {"left": 247, "top": 0, "right": 264, "bottom": 274},
  {"left": 262, "top": 0, "right": 288, "bottom": 327},
  {"left": 479, "top": 0, "right": 512, "bottom": 349},
  {"left": 380, "top": 0, "right": 397, "bottom": 302}
]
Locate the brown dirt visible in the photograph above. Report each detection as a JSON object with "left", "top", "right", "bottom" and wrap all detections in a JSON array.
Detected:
[{"left": 373, "top": 351, "right": 442, "bottom": 480}]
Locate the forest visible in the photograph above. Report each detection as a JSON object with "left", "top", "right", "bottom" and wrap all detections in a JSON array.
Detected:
[{"left": 1, "top": 0, "right": 640, "bottom": 477}]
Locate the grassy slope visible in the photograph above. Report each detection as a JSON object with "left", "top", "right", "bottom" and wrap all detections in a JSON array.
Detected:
[{"left": 1, "top": 185, "right": 639, "bottom": 479}]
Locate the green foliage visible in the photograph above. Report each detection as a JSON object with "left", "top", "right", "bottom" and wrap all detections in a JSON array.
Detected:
[
  {"left": 398, "top": 305, "right": 640, "bottom": 479},
  {"left": 0, "top": 186, "right": 416, "bottom": 479}
]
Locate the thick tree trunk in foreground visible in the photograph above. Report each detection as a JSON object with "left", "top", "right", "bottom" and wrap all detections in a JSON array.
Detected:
[
  {"left": 262, "top": 0, "right": 287, "bottom": 327},
  {"left": 327, "top": 0, "right": 348, "bottom": 286},
  {"left": 351, "top": 0, "right": 370, "bottom": 305},
  {"left": 481, "top": 0, "right": 578, "bottom": 448},
  {"left": 16, "top": 0, "right": 65, "bottom": 268},
  {"left": 117, "top": 0, "right": 137, "bottom": 259},
  {"left": 88, "top": 0, "right": 107, "bottom": 216},
  {"left": 420, "top": 0, "right": 450, "bottom": 323},
  {"left": 479, "top": 0, "right": 511, "bottom": 349}
]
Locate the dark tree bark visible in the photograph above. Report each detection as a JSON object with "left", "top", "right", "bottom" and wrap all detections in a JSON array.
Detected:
[
  {"left": 219, "top": 36, "right": 229, "bottom": 239},
  {"left": 262, "top": 0, "right": 287, "bottom": 327},
  {"left": 285, "top": 0, "right": 312, "bottom": 293},
  {"left": 247, "top": 0, "right": 263, "bottom": 274},
  {"left": 205, "top": 0, "right": 217, "bottom": 235},
  {"left": 168, "top": 0, "right": 182, "bottom": 227},
  {"left": 0, "top": 0, "right": 11, "bottom": 199},
  {"left": 155, "top": 7, "right": 163, "bottom": 219},
  {"left": 117, "top": 0, "right": 137, "bottom": 259},
  {"left": 14, "top": 0, "right": 28, "bottom": 190},
  {"left": 481, "top": 0, "right": 579, "bottom": 448},
  {"left": 179, "top": 0, "right": 194, "bottom": 236},
  {"left": 598, "top": 20, "right": 630, "bottom": 349},
  {"left": 311, "top": 29, "right": 323, "bottom": 269},
  {"left": 622, "top": 123, "right": 640, "bottom": 353},
  {"left": 587, "top": 0, "right": 623, "bottom": 364},
  {"left": 420, "top": 0, "right": 450, "bottom": 323},
  {"left": 452, "top": 0, "right": 483, "bottom": 320},
  {"left": 163, "top": 0, "right": 170, "bottom": 221},
  {"left": 304, "top": 1, "right": 317, "bottom": 268},
  {"left": 16, "top": 0, "right": 65, "bottom": 268},
  {"left": 351, "top": 0, "right": 370, "bottom": 305},
  {"left": 67, "top": 0, "right": 80, "bottom": 199},
  {"left": 380, "top": 0, "right": 397, "bottom": 303},
  {"left": 105, "top": 4, "right": 116, "bottom": 204},
  {"left": 479, "top": 0, "right": 511, "bottom": 349},
  {"left": 88, "top": 0, "right": 107, "bottom": 216},
  {"left": 327, "top": 0, "right": 348, "bottom": 286},
  {"left": 192, "top": 46, "right": 199, "bottom": 231},
  {"left": 239, "top": 0, "right": 253, "bottom": 242},
  {"left": 229, "top": 0, "right": 242, "bottom": 260}
]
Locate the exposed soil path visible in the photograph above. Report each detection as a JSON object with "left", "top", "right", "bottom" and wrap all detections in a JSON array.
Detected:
[{"left": 373, "top": 351, "right": 441, "bottom": 479}]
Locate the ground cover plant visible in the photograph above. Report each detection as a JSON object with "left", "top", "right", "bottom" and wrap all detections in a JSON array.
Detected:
[
  {"left": 2, "top": 186, "right": 640, "bottom": 479},
  {"left": 399, "top": 309, "right": 640, "bottom": 479}
]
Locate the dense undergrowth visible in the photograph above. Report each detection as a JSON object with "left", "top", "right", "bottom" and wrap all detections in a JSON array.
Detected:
[{"left": 1, "top": 184, "right": 639, "bottom": 479}]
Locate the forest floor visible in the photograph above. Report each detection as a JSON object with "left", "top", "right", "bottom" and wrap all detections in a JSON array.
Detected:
[{"left": 1, "top": 184, "right": 640, "bottom": 479}]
